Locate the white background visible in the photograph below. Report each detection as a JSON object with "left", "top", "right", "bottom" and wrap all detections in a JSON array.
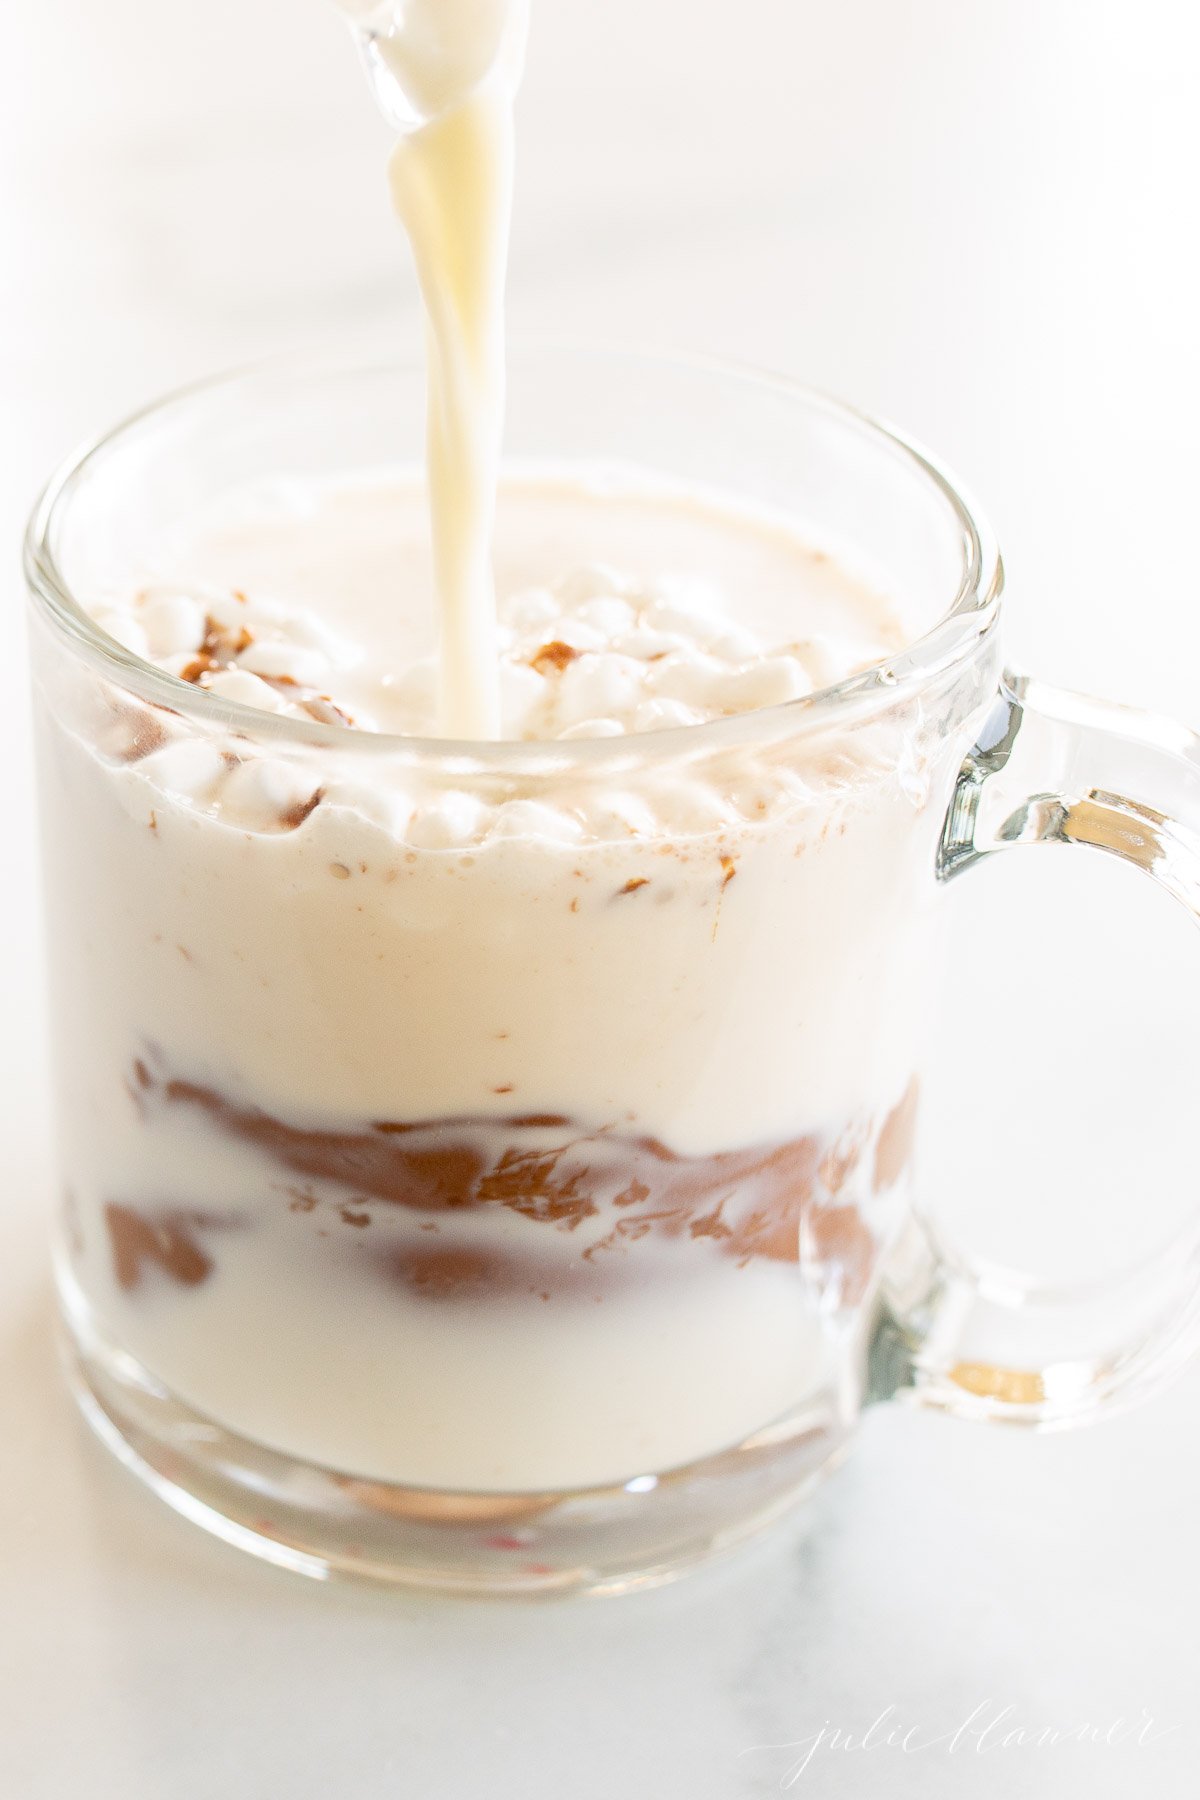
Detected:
[{"left": 2, "top": 3, "right": 1199, "bottom": 1795}]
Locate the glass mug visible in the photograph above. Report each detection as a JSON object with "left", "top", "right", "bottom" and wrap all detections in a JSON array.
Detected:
[{"left": 24, "top": 348, "right": 1200, "bottom": 1594}]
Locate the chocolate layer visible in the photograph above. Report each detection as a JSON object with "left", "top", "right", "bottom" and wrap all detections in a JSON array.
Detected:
[{"left": 108, "top": 1059, "right": 917, "bottom": 1302}]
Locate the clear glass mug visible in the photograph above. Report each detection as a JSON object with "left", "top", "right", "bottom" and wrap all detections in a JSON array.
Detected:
[{"left": 24, "top": 347, "right": 1200, "bottom": 1594}]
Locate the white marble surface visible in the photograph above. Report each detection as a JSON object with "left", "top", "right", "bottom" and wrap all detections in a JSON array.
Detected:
[{"left": 2, "top": 3, "right": 1199, "bottom": 1794}]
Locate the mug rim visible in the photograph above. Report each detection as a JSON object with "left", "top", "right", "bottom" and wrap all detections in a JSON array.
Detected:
[{"left": 23, "top": 341, "right": 1004, "bottom": 773}]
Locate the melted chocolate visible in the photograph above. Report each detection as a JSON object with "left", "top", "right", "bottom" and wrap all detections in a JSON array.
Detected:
[
  {"left": 120, "top": 1059, "right": 918, "bottom": 1299},
  {"left": 387, "top": 1243, "right": 554, "bottom": 1302},
  {"left": 104, "top": 1202, "right": 215, "bottom": 1290}
]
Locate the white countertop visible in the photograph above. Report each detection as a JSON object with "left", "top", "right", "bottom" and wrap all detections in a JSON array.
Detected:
[{"left": 2, "top": 4, "right": 1198, "bottom": 1794}]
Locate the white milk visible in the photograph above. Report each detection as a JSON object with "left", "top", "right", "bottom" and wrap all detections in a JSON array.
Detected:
[{"left": 339, "top": 0, "right": 530, "bottom": 736}]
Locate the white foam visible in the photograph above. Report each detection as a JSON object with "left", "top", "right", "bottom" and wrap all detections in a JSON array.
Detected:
[{"left": 82, "top": 479, "right": 929, "bottom": 861}]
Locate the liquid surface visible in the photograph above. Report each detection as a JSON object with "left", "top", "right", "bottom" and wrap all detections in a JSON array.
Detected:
[{"left": 94, "top": 474, "right": 906, "bottom": 740}]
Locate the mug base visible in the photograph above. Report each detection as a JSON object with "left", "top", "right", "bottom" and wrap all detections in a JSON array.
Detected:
[{"left": 57, "top": 1285, "right": 853, "bottom": 1596}]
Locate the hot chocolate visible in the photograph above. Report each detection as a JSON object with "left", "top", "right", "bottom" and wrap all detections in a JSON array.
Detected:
[{"left": 48, "top": 464, "right": 938, "bottom": 1490}]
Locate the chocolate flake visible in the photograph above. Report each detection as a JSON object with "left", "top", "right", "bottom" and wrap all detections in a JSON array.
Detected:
[
  {"left": 279, "top": 786, "right": 324, "bottom": 831},
  {"left": 299, "top": 695, "right": 356, "bottom": 728},
  {"left": 104, "top": 1202, "right": 214, "bottom": 1291},
  {"left": 389, "top": 1246, "right": 500, "bottom": 1300},
  {"left": 530, "top": 640, "right": 580, "bottom": 675}
]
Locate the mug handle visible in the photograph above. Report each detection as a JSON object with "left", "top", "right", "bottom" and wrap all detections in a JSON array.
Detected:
[{"left": 871, "top": 669, "right": 1200, "bottom": 1423}]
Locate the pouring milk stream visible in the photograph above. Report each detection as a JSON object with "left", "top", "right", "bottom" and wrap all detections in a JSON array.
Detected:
[{"left": 337, "top": 0, "right": 530, "bottom": 738}]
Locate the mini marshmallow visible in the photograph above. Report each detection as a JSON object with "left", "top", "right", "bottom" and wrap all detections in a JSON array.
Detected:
[
  {"left": 242, "top": 595, "right": 286, "bottom": 624},
  {"left": 553, "top": 562, "right": 630, "bottom": 607},
  {"left": 205, "top": 669, "right": 292, "bottom": 713},
  {"left": 582, "top": 789, "right": 660, "bottom": 839},
  {"left": 407, "top": 789, "right": 490, "bottom": 849},
  {"left": 556, "top": 653, "right": 645, "bottom": 728},
  {"left": 319, "top": 779, "right": 414, "bottom": 835},
  {"left": 499, "top": 660, "right": 547, "bottom": 734},
  {"left": 796, "top": 635, "right": 876, "bottom": 690},
  {"left": 646, "top": 651, "right": 727, "bottom": 707},
  {"left": 633, "top": 696, "right": 705, "bottom": 733},
  {"left": 646, "top": 576, "right": 726, "bottom": 637},
  {"left": 155, "top": 652, "right": 196, "bottom": 681},
  {"left": 730, "top": 764, "right": 823, "bottom": 822},
  {"left": 204, "top": 591, "right": 251, "bottom": 630},
  {"left": 490, "top": 798, "right": 585, "bottom": 844},
  {"left": 575, "top": 595, "right": 636, "bottom": 637},
  {"left": 506, "top": 587, "right": 558, "bottom": 631},
  {"left": 614, "top": 627, "right": 689, "bottom": 662},
  {"left": 708, "top": 656, "right": 812, "bottom": 713},
  {"left": 222, "top": 757, "right": 322, "bottom": 831},
  {"left": 556, "top": 717, "right": 626, "bottom": 740},
  {"left": 537, "top": 616, "right": 606, "bottom": 654},
  {"left": 138, "top": 739, "right": 226, "bottom": 804},
  {"left": 140, "top": 594, "right": 206, "bottom": 659},
  {"left": 238, "top": 640, "right": 330, "bottom": 687},
  {"left": 650, "top": 779, "right": 739, "bottom": 835},
  {"left": 707, "top": 624, "right": 762, "bottom": 664},
  {"left": 281, "top": 610, "right": 357, "bottom": 664},
  {"left": 95, "top": 609, "right": 150, "bottom": 660}
]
